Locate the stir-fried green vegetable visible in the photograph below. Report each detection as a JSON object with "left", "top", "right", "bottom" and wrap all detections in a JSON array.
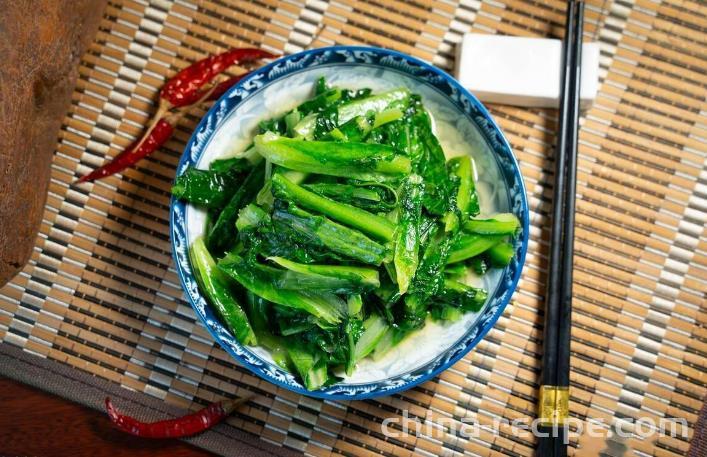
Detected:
[
  {"left": 272, "top": 204, "right": 389, "bottom": 265},
  {"left": 255, "top": 132, "right": 411, "bottom": 181},
  {"left": 394, "top": 174, "right": 424, "bottom": 294},
  {"left": 271, "top": 173, "right": 395, "bottom": 241},
  {"left": 190, "top": 237, "right": 257, "bottom": 345},
  {"left": 208, "top": 162, "right": 266, "bottom": 254},
  {"left": 464, "top": 213, "right": 520, "bottom": 235},
  {"left": 303, "top": 182, "right": 397, "bottom": 212},
  {"left": 172, "top": 78, "right": 520, "bottom": 389},
  {"left": 172, "top": 161, "right": 247, "bottom": 209},
  {"left": 293, "top": 87, "right": 410, "bottom": 139},
  {"left": 218, "top": 253, "right": 345, "bottom": 325}
]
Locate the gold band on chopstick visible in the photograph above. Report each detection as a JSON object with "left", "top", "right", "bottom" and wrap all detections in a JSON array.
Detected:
[{"left": 538, "top": 385, "right": 570, "bottom": 426}]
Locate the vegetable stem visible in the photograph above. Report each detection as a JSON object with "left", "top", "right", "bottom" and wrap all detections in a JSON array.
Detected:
[
  {"left": 272, "top": 173, "right": 395, "bottom": 241},
  {"left": 272, "top": 205, "right": 389, "bottom": 265},
  {"left": 268, "top": 256, "right": 380, "bottom": 292},
  {"left": 190, "top": 237, "right": 256, "bottom": 345},
  {"left": 463, "top": 213, "right": 520, "bottom": 235},
  {"left": 487, "top": 241, "right": 515, "bottom": 267},
  {"left": 218, "top": 254, "right": 345, "bottom": 324},
  {"left": 294, "top": 88, "right": 410, "bottom": 138},
  {"left": 254, "top": 133, "right": 411, "bottom": 181},
  {"left": 447, "top": 234, "right": 504, "bottom": 264},
  {"left": 353, "top": 314, "right": 388, "bottom": 361},
  {"left": 447, "top": 156, "right": 479, "bottom": 220}
]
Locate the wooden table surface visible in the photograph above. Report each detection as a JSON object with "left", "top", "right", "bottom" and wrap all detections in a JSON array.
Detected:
[{"left": 0, "top": 377, "right": 214, "bottom": 456}]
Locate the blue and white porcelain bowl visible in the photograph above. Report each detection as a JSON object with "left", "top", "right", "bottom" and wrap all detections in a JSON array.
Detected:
[{"left": 170, "top": 46, "right": 529, "bottom": 400}]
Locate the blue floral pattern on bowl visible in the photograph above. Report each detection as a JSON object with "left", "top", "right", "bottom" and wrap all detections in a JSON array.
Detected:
[{"left": 170, "top": 46, "right": 529, "bottom": 400}]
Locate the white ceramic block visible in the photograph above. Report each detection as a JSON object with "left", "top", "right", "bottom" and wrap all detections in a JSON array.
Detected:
[{"left": 455, "top": 33, "right": 600, "bottom": 108}]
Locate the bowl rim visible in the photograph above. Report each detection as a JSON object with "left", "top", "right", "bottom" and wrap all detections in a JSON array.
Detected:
[{"left": 170, "top": 45, "right": 530, "bottom": 400}]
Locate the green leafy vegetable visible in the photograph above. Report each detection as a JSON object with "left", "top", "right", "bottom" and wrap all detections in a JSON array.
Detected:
[
  {"left": 468, "top": 257, "right": 489, "bottom": 276},
  {"left": 208, "top": 162, "right": 266, "bottom": 254},
  {"left": 447, "top": 234, "right": 505, "bottom": 264},
  {"left": 487, "top": 241, "right": 515, "bottom": 267},
  {"left": 444, "top": 263, "right": 468, "bottom": 279},
  {"left": 287, "top": 344, "right": 330, "bottom": 390},
  {"left": 272, "top": 172, "right": 395, "bottom": 241},
  {"left": 218, "top": 253, "right": 345, "bottom": 324},
  {"left": 402, "top": 225, "right": 456, "bottom": 330},
  {"left": 190, "top": 237, "right": 256, "bottom": 345},
  {"left": 447, "top": 155, "right": 479, "bottom": 219},
  {"left": 370, "top": 327, "right": 408, "bottom": 361},
  {"left": 272, "top": 204, "right": 389, "bottom": 265},
  {"left": 464, "top": 213, "right": 520, "bottom": 235},
  {"left": 254, "top": 132, "right": 411, "bottom": 181},
  {"left": 324, "top": 116, "right": 372, "bottom": 142},
  {"left": 170, "top": 79, "right": 521, "bottom": 390},
  {"left": 408, "top": 95, "right": 451, "bottom": 216},
  {"left": 303, "top": 182, "right": 396, "bottom": 212},
  {"left": 293, "top": 88, "right": 410, "bottom": 139},
  {"left": 394, "top": 174, "right": 424, "bottom": 293},
  {"left": 353, "top": 313, "right": 388, "bottom": 361},
  {"left": 437, "top": 278, "right": 488, "bottom": 312},
  {"left": 268, "top": 256, "right": 380, "bottom": 292},
  {"left": 171, "top": 166, "right": 245, "bottom": 209},
  {"left": 209, "top": 157, "right": 251, "bottom": 173}
]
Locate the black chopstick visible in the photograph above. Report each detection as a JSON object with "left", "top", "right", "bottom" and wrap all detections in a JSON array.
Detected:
[
  {"left": 557, "top": 0, "right": 583, "bottom": 413},
  {"left": 536, "top": 2, "right": 584, "bottom": 457},
  {"left": 553, "top": 5, "right": 583, "bottom": 455}
]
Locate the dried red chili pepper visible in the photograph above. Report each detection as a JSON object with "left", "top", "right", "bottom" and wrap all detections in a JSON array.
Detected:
[
  {"left": 77, "top": 115, "right": 177, "bottom": 183},
  {"left": 161, "top": 48, "right": 276, "bottom": 108},
  {"left": 78, "top": 72, "right": 252, "bottom": 183},
  {"left": 105, "top": 395, "right": 251, "bottom": 438},
  {"left": 78, "top": 47, "right": 274, "bottom": 183}
]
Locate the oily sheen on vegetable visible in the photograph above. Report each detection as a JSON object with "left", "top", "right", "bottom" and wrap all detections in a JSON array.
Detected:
[{"left": 172, "top": 78, "right": 519, "bottom": 390}]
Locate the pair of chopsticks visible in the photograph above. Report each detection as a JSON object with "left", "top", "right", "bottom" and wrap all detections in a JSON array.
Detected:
[{"left": 536, "top": 1, "right": 584, "bottom": 457}]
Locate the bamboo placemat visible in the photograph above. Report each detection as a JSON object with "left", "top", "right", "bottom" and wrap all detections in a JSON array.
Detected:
[{"left": 1, "top": 0, "right": 705, "bottom": 456}]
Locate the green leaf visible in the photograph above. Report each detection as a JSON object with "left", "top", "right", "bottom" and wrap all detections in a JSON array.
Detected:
[
  {"left": 207, "top": 162, "right": 266, "bottom": 254},
  {"left": 303, "top": 181, "right": 397, "bottom": 212},
  {"left": 447, "top": 155, "right": 479, "bottom": 220},
  {"left": 463, "top": 213, "right": 520, "bottom": 235},
  {"left": 402, "top": 224, "right": 457, "bottom": 329},
  {"left": 347, "top": 294, "right": 363, "bottom": 316},
  {"left": 235, "top": 204, "right": 269, "bottom": 232},
  {"left": 254, "top": 133, "right": 411, "bottom": 181},
  {"left": 394, "top": 174, "right": 424, "bottom": 294},
  {"left": 189, "top": 237, "right": 256, "bottom": 345},
  {"left": 370, "top": 328, "right": 408, "bottom": 361},
  {"left": 353, "top": 313, "right": 389, "bottom": 361},
  {"left": 447, "top": 234, "right": 504, "bottom": 264},
  {"left": 172, "top": 166, "right": 244, "bottom": 209},
  {"left": 271, "top": 173, "right": 395, "bottom": 241},
  {"left": 272, "top": 204, "right": 389, "bottom": 265},
  {"left": 293, "top": 88, "right": 410, "bottom": 139},
  {"left": 218, "top": 254, "right": 345, "bottom": 324},
  {"left": 209, "top": 157, "right": 251, "bottom": 173},
  {"left": 286, "top": 344, "right": 330, "bottom": 390}
]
